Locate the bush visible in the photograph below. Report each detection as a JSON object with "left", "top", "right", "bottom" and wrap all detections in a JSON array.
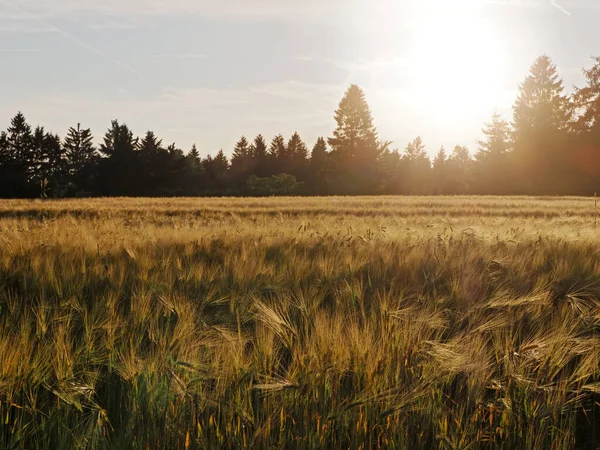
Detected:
[{"left": 245, "top": 173, "right": 303, "bottom": 196}]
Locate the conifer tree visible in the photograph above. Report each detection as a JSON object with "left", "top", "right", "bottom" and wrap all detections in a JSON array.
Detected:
[{"left": 328, "top": 84, "right": 381, "bottom": 193}]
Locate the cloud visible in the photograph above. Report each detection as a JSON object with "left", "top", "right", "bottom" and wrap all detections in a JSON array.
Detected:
[
  {"left": 0, "top": 0, "right": 346, "bottom": 19},
  {"left": 0, "top": 0, "right": 143, "bottom": 77},
  {"left": 149, "top": 53, "right": 206, "bottom": 60},
  {"left": 550, "top": 0, "right": 571, "bottom": 14}
]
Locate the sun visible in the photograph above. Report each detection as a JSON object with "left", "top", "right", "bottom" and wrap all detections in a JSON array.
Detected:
[{"left": 405, "top": 0, "right": 508, "bottom": 115}]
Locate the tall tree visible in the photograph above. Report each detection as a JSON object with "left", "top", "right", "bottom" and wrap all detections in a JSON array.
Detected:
[
  {"left": 33, "top": 127, "right": 67, "bottom": 197},
  {"left": 203, "top": 150, "right": 229, "bottom": 192},
  {"left": 401, "top": 137, "right": 431, "bottom": 194},
  {"left": 512, "top": 55, "right": 572, "bottom": 193},
  {"left": 309, "top": 137, "right": 330, "bottom": 194},
  {"left": 432, "top": 146, "right": 448, "bottom": 194},
  {"left": 287, "top": 132, "right": 309, "bottom": 179},
  {"left": 250, "top": 134, "right": 269, "bottom": 177},
  {"left": 328, "top": 84, "right": 381, "bottom": 194},
  {"left": 474, "top": 113, "right": 513, "bottom": 194},
  {"left": 98, "top": 120, "right": 141, "bottom": 196},
  {"left": 184, "top": 144, "right": 205, "bottom": 195},
  {"left": 138, "top": 131, "right": 165, "bottom": 195},
  {"left": 230, "top": 136, "right": 253, "bottom": 187},
  {"left": 64, "top": 123, "right": 98, "bottom": 194},
  {"left": 268, "top": 134, "right": 288, "bottom": 175},
  {"left": 1, "top": 113, "right": 34, "bottom": 197},
  {"left": 446, "top": 145, "right": 472, "bottom": 194}
]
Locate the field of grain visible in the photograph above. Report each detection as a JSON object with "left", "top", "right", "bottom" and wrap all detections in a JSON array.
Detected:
[{"left": 1, "top": 196, "right": 600, "bottom": 449}]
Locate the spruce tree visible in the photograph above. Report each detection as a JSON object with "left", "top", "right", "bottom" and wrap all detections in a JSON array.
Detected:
[
  {"left": 64, "top": 123, "right": 97, "bottom": 195},
  {"left": 230, "top": 136, "right": 252, "bottom": 186},
  {"left": 250, "top": 135, "right": 269, "bottom": 177},
  {"left": 287, "top": 132, "right": 309, "bottom": 179},
  {"left": 474, "top": 113, "right": 512, "bottom": 194},
  {"left": 328, "top": 85, "right": 381, "bottom": 193},
  {"left": 98, "top": 120, "right": 141, "bottom": 196},
  {"left": 513, "top": 55, "right": 572, "bottom": 193}
]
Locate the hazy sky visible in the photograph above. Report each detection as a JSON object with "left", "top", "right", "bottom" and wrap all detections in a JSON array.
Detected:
[{"left": 0, "top": 0, "right": 598, "bottom": 156}]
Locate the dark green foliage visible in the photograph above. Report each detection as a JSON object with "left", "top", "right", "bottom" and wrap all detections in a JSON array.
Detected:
[{"left": 245, "top": 173, "right": 303, "bottom": 196}]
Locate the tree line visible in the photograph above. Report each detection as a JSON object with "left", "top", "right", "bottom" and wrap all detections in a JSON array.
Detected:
[{"left": 3, "top": 54, "right": 600, "bottom": 198}]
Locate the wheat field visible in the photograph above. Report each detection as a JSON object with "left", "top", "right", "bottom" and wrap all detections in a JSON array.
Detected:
[{"left": 1, "top": 196, "right": 600, "bottom": 449}]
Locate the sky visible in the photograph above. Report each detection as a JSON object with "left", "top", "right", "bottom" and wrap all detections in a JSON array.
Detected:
[{"left": 0, "top": 0, "right": 599, "bottom": 157}]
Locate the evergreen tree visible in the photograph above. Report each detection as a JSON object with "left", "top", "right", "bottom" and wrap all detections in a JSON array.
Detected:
[
  {"left": 378, "top": 148, "right": 402, "bottom": 194},
  {"left": 268, "top": 134, "right": 288, "bottom": 175},
  {"left": 2, "top": 113, "right": 34, "bottom": 197},
  {"left": 64, "top": 123, "right": 98, "bottom": 194},
  {"left": 203, "top": 150, "right": 229, "bottom": 192},
  {"left": 287, "top": 132, "right": 309, "bottom": 179},
  {"left": 432, "top": 146, "right": 448, "bottom": 194},
  {"left": 230, "top": 136, "right": 253, "bottom": 187},
  {"left": 328, "top": 84, "right": 381, "bottom": 193},
  {"left": 474, "top": 113, "right": 513, "bottom": 194},
  {"left": 309, "top": 137, "right": 330, "bottom": 194},
  {"left": 250, "top": 135, "right": 269, "bottom": 177},
  {"left": 571, "top": 56, "right": 600, "bottom": 193},
  {"left": 138, "top": 131, "right": 165, "bottom": 195},
  {"left": 513, "top": 55, "right": 572, "bottom": 193},
  {"left": 184, "top": 144, "right": 205, "bottom": 195},
  {"left": 446, "top": 145, "right": 472, "bottom": 194},
  {"left": 33, "top": 127, "right": 67, "bottom": 196},
  {"left": 98, "top": 120, "right": 141, "bottom": 196},
  {"left": 401, "top": 137, "right": 431, "bottom": 194}
]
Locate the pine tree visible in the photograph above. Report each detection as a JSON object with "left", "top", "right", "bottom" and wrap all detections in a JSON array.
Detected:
[
  {"left": 268, "top": 134, "right": 288, "bottom": 175},
  {"left": 309, "top": 137, "right": 329, "bottom": 194},
  {"left": 401, "top": 137, "right": 431, "bottom": 194},
  {"left": 230, "top": 136, "right": 252, "bottom": 187},
  {"left": 250, "top": 135, "right": 268, "bottom": 177},
  {"left": 203, "top": 150, "right": 229, "bottom": 191},
  {"left": 571, "top": 57, "right": 600, "bottom": 193},
  {"left": 63, "top": 123, "right": 97, "bottom": 195},
  {"left": 137, "top": 131, "right": 165, "bottom": 195},
  {"left": 474, "top": 113, "right": 512, "bottom": 194},
  {"left": 2, "top": 113, "right": 34, "bottom": 197},
  {"left": 32, "top": 127, "right": 67, "bottom": 196},
  {"left": 98, "top": 120, "right": 141, "bottom": 196},
  {"left": 328, "top": 85, "right": 381, "bottom": 193},
  {"left": 432, "top": 146, "right": 448, "bottom": 194},
  {"left": 447, "top": 145, "right": 472, "bottom": 194},
  {"left": 184, "top": 144, "right": 204, "bottom": 195},
  {"left": 513, "top": 55, "right": 572, "bottom": 194},
  {"left": 574, "top": 57, "right": 600, "bottom": 133},
  {"left": 513, "top": 55, "right": 572, "bottom": 134},
  {"left": 287, "top": 132, "right": 309, "bottom": 179}
]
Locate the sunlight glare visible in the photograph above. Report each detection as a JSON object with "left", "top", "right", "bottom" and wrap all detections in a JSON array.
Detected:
[{"left": 406, "top": 0, "right": 508, "bottom": 115}]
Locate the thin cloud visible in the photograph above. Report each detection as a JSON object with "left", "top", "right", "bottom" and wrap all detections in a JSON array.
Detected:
[
  {"left": 149, "top": 53, "right": 207, "bottom": 60},
  {"left": 550, "top": 0, "right": 572, "bottom": 15},
  {"left": 0, "top": 0, "right": 143, "bottom": 77}
]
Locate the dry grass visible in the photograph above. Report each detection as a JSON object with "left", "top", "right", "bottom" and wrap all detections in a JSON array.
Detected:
[{"left": 1, "top": 196, "right": 600, "bottom": 449}]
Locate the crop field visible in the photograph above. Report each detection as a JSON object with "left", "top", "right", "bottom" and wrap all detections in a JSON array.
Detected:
[{"left": 1, "top": 196, "right": 600, "bottom": 449}]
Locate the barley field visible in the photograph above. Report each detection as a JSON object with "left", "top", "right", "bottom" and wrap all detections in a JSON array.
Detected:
[{"left": 1, "top": 196, "right": 600, "bottom": 449}]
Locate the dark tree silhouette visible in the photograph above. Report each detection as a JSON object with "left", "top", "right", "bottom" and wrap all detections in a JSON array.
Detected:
[
  {"left": 98, "top": 120, "right": 141, "bottom": 196},
  {"left": 5, "top": 57, "right": 600, "bottom": 198},
  {"left": 230, "top": 136, "right": 253, "bottom": 186},
  {"left": 309, "top": 137, "right": 330, "bottom": 194},
  {"left": 64, "top": 123, "right": 98, "bottom": 195},
  {"left": 328, "top": 84, "right": 381, "bottom": 194}
]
